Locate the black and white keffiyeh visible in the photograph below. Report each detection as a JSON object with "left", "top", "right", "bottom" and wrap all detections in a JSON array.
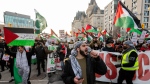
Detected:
[
  {"left": 69, "top": 49, "right": 82, "bottom": 78},
  {"left": 16, "top": 50, "right": 29, "bottom": 68},
  {"left": 69, "top": 41, "right": 92, "bottom": 78}
]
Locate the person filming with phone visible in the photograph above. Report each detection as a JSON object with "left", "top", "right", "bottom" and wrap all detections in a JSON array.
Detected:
[{"left": 62, "top": 41, "right": 107, "bottom": 84}]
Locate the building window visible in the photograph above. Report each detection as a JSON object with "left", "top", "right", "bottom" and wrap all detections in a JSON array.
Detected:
[
  {"left": 145, "top": 0, "right": 150, "bottom": 3},
  {"left": 144, "top": 23, "right": 148, "bottom": 28},
  {"left": 144, "top": 11, "right": 149, "bottom": 16},
  {"left": 145, "top": 4, "right": 149, "bottom": 10},
  {"left": 144, "top": 17, "right": 149, "bottom": 22}
]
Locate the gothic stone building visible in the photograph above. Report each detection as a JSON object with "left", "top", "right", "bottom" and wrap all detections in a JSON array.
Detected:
[{"left": 72, "top": 0, "right": 104, "bottom": 36}]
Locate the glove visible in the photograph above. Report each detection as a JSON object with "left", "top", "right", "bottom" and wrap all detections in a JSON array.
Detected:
[{"left": 115, "top": 64, "right": 121, "bottom": 68}]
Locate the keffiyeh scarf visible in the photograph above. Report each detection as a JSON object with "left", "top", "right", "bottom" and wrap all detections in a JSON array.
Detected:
[
  {"left": 69, "top": 49, "right": 82, "bottom": 78},
  {"left": 16, "top": 50, "right": 29, "bottom": 68}
]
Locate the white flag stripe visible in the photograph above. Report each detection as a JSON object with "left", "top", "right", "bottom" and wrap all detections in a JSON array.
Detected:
[{"left": 15, "top": 33, "right": 36, "bottom": 40}]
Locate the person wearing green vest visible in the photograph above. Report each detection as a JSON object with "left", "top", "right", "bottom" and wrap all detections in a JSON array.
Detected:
[{"left": 115, "top": 40, "right": 139, "bottom": 84}]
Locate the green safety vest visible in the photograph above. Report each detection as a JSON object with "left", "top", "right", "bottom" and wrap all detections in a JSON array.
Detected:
[{"left": 121, "top": 49, "right": 139, "bottom": 71}]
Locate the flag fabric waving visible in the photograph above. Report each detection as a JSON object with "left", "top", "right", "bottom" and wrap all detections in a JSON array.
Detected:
[
  {"left": 14, "top": 58, "right": 22, "bottom": 84},
  {"left": 86, "top": 26, "right": 99, "bottom": 33},
  {"left": 78, "top": 29, "right": 81, "bottom": 33},
  {"left": 34, "top": 9, "right": 47, "bottom": 33},
  {"left": 4, "top": 27, "right": 35, "bottom": 46},
  {"left": 85, "top": 24, "right": 91, "bottom": 30},
  {"left": 50, "top": 34, "right": 60, "bottom": 41},
  {"left": 82, "top": 27, "right": 85, "bottom": 33},
  {"left": 87, "top": 34, "right": 93, "bottom": 41},
  {"left": 102, "top": 29, "right": 107, "bottom": 35},
  {"left": 113, "top": 1, "right": 142, "bottom": 34}
]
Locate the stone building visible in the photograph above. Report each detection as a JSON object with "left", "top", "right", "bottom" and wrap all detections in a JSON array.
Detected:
[{"left": 72, "top": 0, "right": 104, "bottom": 36}]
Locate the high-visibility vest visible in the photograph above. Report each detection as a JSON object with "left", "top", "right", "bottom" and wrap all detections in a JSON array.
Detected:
[{"left": 121, "top": 50, "right": 139, "bottom": 71}]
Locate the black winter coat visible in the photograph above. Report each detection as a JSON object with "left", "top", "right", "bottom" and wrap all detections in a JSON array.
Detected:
[
  {"left": 61, "top": 55, "right": 107, "bottom": 84},
  {"left": 5, "top": 44, "right": 35, "bottom": 66},
  {"left": 56, "top": 44, "right": 65, "bottom": 61}
]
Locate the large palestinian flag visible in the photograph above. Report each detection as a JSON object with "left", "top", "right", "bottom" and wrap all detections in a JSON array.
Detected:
[
  {"left": 113, "top": 1, "right": 142, "bottom": 34},
  {"left": 4, "top": 27, "right": 35, "bottom": 46}
]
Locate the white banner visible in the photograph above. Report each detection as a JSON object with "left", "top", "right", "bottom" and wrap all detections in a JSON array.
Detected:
[{"left": 96, "top": 51, "right": 150, "bottom": 84}]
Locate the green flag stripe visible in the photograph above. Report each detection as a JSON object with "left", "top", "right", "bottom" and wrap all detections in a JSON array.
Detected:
[
  {"left": 115, "top": 16, "right": 135, "bottom": 28},
  {"left": 8, "top": 40, "right": 35, "bottom": 46},
  {"left": 129, "top": 28, "right": 142, "bottom": 34},
  {"left": 14, "top": 58, "right": 22, "bottom": 84}
]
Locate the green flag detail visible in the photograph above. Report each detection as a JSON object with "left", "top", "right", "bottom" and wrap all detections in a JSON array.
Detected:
[
  {"left": 51, "top": 35, "right": 60, "bottom": 41},
  {"left": 34, "top": 9, "right": 47, "bottom": 33},
  {"left": 51, "top": 58, "right": 54, "bottom": 64},
  {"left": 14, "top": 58, "right": 22, "bottom": 84}
]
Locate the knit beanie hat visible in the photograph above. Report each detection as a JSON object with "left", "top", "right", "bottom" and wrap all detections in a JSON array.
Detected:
[{"left": 123, "top": 40, "right": 134, "bottom": 47}]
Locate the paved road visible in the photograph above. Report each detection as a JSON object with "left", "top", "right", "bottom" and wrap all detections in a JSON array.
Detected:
[{"left": 0, "top": 64, "right": 110, "bottom": 84}]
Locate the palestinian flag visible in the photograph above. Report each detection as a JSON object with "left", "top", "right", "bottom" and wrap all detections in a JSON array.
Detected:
[
  {"left": 4, "top": 27, "right": 35, "bottom": 46},
  {"left": 85, "top": 24, "right": 91, "bottom": 30},
  {"left": 113, "top": 1, "right": 142, "bottom": 34},
  {"left": 50, "top": 34, "right": 60, "bottom": 41},
  {"left": 102, "top": 29, "right": 107, "bottom": 35},
  {"left": 82, "top": 27, "right": 85, "bottom": 33},
  {"left": 87, "top": 34, "right": 93, "bottom": 41},
  {"left": 14, "top": 58, "right": 22, "bottom": 84},
  {"left": 86, "top": 26, "right": 99, "bottom": 33},
  {"left": 99, "top": 35, "right": 103, "bottom": 42}
]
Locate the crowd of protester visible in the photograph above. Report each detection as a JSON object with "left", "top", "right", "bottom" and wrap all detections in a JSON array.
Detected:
[{"left": 0, "top": 35, "right": 149, "bottom": 84}]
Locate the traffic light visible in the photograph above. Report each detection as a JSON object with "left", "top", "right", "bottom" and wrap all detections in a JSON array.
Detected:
[{"left": 141, "top": 23, "right": 145, "bottom": 29}]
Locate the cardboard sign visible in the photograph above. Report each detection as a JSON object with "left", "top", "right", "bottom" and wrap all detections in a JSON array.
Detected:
[{"left": 131, "top": 32, "right": 137, "bottom": 45}]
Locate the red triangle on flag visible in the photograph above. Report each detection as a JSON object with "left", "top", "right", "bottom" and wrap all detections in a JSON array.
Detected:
[
  {"left": 98, "top": 32, "right": 101, "bottom": 38},
  {"left": 82, "top": 27, "right": 85, "bottom": 33},
  {"left": 4, "top": 28, "right": 19, "bottom": 44},
  {"left": 85, "top": 24, "right": 91, "bottom": 30},
  {"left": 145, "top": 34, "right": 149, "bottom": 38},
  {"left": 117, "top": 33, "right": 121, "bottom": 38},
  {"left": 126, "top": 28, "right": 131, "bottom": 32},
  {"left": 102, "top": 29, "right": 107, "bottom": 35}
]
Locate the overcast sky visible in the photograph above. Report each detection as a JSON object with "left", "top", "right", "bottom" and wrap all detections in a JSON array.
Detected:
[{"left": 0, "top": 0, "right": 112, "bottom": 35}]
